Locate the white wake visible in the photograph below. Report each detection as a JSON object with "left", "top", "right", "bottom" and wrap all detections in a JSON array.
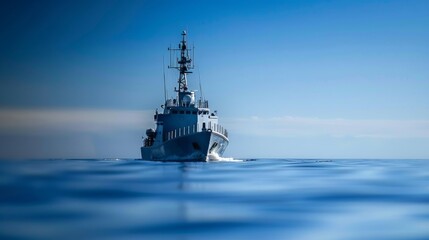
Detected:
[{"left": 207, "top": 152, "right": 243, "bottom": 162}]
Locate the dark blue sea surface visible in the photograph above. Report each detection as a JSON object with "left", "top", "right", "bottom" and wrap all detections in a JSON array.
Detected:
[{"left": 0, "top": 159, "right": 428, "bottom": 240}]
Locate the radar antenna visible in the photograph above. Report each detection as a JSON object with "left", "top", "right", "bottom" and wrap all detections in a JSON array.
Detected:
[{"left": 168, "top": 31, "right": 194, "bottom": 93}]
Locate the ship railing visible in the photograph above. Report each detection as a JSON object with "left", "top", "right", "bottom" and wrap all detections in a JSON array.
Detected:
[
  {"left": 166, "top": 123, "right": 228, "bottom": 141},
  {"left": 197, "top": 100, "right": 209, "bottom": 108},
  {"left": 208, "top": 122, "right": 228, "bottom": 138}
]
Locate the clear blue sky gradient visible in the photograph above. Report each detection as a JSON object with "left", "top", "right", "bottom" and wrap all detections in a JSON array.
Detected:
[{"left": 0, "top": 0, "right": 428, "bottom": 158}]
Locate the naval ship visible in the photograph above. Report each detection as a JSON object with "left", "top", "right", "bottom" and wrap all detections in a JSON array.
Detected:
[{"left": 141, "top": 31, "right": 229, "bottom": 161}]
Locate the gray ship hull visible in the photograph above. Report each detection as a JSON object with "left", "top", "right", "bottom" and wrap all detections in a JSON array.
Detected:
[{"left": 141, "top": 131, "right": 228, "bottom": 161}]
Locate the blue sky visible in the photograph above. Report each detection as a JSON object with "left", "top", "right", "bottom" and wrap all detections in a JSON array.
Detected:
[{"left": 0, "top": 0, "right": 428, "bottom": 159}]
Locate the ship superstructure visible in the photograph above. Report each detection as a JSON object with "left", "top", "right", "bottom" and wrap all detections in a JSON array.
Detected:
[{"left": 141, "top": 31, "right": 229, "bottom": 161}]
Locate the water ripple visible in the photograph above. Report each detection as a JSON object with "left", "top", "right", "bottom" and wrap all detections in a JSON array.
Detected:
[{"left": 0, "top": 159, "right": 428, "bottom": 240}]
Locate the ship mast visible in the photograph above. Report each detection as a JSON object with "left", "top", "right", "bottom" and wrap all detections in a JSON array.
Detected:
[
  {"left": 168, "top": 31, "right": 194, "bottom": 104},
  {"left": 177, "top": 31, "right": 191, "bottom": 92}
]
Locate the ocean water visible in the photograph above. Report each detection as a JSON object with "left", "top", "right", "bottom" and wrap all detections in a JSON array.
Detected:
[{"left": 0, "top": 159, "right": 428, "bottom": 240}]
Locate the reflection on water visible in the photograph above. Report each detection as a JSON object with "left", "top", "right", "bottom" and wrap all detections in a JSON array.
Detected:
[{"left": 0, "top": 159, "right": 428, "bottom": 240}]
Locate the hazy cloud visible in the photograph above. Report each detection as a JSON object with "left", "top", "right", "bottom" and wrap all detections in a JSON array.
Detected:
[
  {"left": 0, "top": 109, "right": 154, "bottom": 135},
  {"left": 0, "top": 109, "right": 155, "bottom": 159},
  {"left": 1, "top": 109, "right": 428, "bottom": 139},
  {"left": 224, "top": 116, "right": 429, "bottom": 139},
  {"left": 1, "top": 109, "right": 428, "bottom": 159}
]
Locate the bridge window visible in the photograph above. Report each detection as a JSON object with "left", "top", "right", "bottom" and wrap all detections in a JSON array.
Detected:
[
  {"left": 186, "top": 111, "right": 191, "bottom": 114},
  {"left": 180, "top": 111, "right": 184, "bottom": 114}
]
